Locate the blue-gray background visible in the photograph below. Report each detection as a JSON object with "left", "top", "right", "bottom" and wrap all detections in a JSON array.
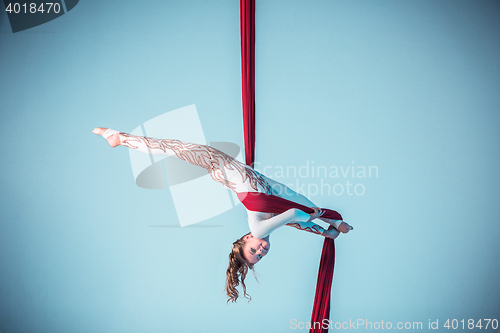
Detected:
[{"left": 1, "top": 0, "right": 499, "bottom": 332}]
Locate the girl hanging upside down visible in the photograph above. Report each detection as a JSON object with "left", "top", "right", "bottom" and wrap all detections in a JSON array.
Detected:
[{"left": 92, "top": 127, "right": 353, "bottom": 303}]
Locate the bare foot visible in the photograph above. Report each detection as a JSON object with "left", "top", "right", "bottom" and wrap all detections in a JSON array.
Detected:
[
  {"left": 92, "top": 127, "right": 121, "bottom": 148},
  {"left": 338, "top": 221, "right": 353, "bottom": 234},
  {"left": 323, "top": 226, "right": 340, "bottom": 240},
  {"left": 320, "top": 217, "right": 353, "bottom": 234}
]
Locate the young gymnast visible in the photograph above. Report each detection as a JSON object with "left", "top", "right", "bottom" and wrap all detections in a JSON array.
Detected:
[{"left": 93, "top": 127, "right": 352, "bottom": 302}]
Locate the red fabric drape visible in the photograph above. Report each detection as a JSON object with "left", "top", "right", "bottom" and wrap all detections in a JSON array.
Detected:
[
  {"left": 240, "top": 0, "right": 256, "bottom": 167},
  {"left": 239, "top": 1, "right": 336, "bottom": 332},
  {"left": 237, "top": 192, "right": 342, "bottom": 221},
  {"left": 310, "top": 235, "right": 336, "bottom": 333},
  {"left": 237, "top": 192, "right": 338, "bottom": 333}
]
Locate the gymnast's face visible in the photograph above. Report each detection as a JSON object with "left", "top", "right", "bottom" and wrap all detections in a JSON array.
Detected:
[{"left": 243, "top": 233, "right": 270, "bottom": 264}]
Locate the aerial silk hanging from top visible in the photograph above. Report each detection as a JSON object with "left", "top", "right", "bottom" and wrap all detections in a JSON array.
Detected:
[
  {"left": 240, "top": 0, "right": 256, "bottom": 168},
  {"left": 239, "top": 1, "right": 337, "bottom": 332}
]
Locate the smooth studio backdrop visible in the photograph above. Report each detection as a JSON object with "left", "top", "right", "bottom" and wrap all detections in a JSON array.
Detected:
[{"left": 0, "top": 1, "right": 499, "bottom": 332}]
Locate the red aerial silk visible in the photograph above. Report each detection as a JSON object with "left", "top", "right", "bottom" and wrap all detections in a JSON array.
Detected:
[
  {"left": 240, "top": 0, "right": 256, "bottom": 167},
  {"left": 240, "top": 1, "right": 337, "bottom": 332},
  {"left": 237, "top": 192, "right": 342, "bottom": 221},
  {"left": 237, "top": 192, "right": 340, "bottom": 333}
]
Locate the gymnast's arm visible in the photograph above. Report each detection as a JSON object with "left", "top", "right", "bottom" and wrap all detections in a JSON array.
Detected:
[{"left": 251, "top": 209, "right": 327, "bottom": 238}]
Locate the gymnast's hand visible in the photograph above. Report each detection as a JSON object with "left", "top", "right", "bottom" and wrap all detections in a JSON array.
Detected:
[
  {"left": 338, "top": 221, "right": 353, "bottom": 233},
  {"left": 308, "top": 207, "right": 325, "bottom": 222}
]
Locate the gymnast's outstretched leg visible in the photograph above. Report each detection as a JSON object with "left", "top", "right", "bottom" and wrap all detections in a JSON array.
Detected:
[{"left": 92, "top": 127, "right": 272, "bottom": 194}]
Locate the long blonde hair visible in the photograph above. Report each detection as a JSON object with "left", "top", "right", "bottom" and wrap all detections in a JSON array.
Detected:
[{"left": 225, "top": 232, "right": 257, "bottom": 303}]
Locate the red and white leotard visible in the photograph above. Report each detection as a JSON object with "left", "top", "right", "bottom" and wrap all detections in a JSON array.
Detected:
[{"left": 116, "top": 132, "right": 341, "bottom": 238}]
